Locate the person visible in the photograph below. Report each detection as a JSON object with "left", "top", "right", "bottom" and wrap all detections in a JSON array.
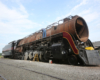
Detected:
[{"left": 42, "top": 28, "right": 46, "bottom": 38}]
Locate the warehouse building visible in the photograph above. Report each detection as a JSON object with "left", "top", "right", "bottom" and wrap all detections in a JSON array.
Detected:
[{"left": 93, "top": 41, "right": 100, "bottom": 54}]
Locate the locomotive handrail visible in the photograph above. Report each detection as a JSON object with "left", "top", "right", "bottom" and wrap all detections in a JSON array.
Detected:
[{"left": 23, "top": 15, "right": 74, "bottom": 39}]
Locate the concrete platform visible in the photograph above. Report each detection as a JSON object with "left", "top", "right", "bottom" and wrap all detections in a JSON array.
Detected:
[{"left": 0, "top": 58, "right": 100, "bottom": 80}]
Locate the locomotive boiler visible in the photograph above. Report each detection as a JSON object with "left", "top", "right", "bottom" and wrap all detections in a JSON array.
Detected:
[{"left": 2, "top": 15, "right": 100, "bottom": 65}]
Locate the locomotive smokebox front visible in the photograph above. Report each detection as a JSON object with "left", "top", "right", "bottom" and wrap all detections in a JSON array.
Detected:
[{"left": 63, "top": 16, "right": 89, "bottom": 42}]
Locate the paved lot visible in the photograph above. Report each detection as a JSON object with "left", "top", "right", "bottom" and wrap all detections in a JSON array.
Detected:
[{"left": 0, "top": 58, "right": 100, "bottom": 80}]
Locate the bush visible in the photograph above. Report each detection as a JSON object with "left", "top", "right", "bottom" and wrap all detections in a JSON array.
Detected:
[{"left": 0, "top": 53, "right": 2, "bottom": 56}]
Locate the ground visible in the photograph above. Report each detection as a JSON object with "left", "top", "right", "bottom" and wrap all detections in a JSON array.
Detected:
[{"left": 0, "top": 58, "right": 100, "bottom": 80}]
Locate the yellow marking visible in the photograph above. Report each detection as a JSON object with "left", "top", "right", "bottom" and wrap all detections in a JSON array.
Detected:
[
  {"left": 85, "top": 47, "right": 94, "bottom": 50},
  {"left": 33, "top": 54, "right": 39, "bottom": 61}
]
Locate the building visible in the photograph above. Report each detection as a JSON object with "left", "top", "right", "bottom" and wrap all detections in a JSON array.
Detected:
[{"left": 93, "top": 41, "right": 100, "bottom": 54}]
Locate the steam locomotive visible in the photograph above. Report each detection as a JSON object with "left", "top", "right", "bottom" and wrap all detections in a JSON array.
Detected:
[{"left": 2, "top": 15, "right": 100, "bottom": 65}]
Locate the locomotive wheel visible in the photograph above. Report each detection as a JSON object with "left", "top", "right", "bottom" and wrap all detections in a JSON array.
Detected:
[
  {"left": 29, "top": 51, "right": 33, "bottom": 60},
  {"left": 39, "top": 53, "right": 43, "bottom": 61},
  {"left": 24, "top": 51, "right": 29, "bottom": 60},
  {"left": 68, "top": 55, "right": 78, "bottom": 65},
  {"left": 21, "top": 55, "right": 24, "bottom": 60}
]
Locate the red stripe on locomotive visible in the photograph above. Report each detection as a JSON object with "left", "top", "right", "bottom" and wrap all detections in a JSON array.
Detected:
[{"left": 63, "top": 32, "right": 79, "bottom": 55}]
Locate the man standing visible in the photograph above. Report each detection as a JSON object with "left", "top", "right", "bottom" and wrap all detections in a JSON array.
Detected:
[{"left": 42, "top": 28, "right": 46, "bottom": 38}]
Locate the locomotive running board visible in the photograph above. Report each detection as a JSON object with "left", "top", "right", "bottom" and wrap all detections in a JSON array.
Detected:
[{"left": 85, "top": 50, "right": 100, "bottom": 65}]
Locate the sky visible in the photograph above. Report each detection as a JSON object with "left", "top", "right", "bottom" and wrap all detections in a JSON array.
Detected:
[{"left": 0, "top": 0, "right": 100, "bottom": 52}]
